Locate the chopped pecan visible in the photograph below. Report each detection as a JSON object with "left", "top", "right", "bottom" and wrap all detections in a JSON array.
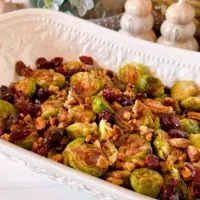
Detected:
[
  {"left": 132, "top": 100, "right": 148, "bottom": 114},
  {"left": 169, "top": 138, "right": 191, "bottom": 148},
  {"left": 34, "top": 117, "right": 46, "bottom": 130},
  {"left": 49, "top": 154, "right": 63, "bottom": 163},
  {"left": 143, "top": 99, "right": 173, "bottom": 114},
  {"left": 187, "top": 145, "right": 200, "bottom": 162},
  {"left": 106, "top": 177, "right": 123, "bottom": 186},
  {"left": 187, "top": 111, "right": 200, "bottom": 121},
  {"left": 122, "top": 162, "right": 135, "bottom": 171},
  {"left": 96, "top": 155, "right": 109, "bottom": 169},
  {"left": 180, "top": 163, "right": 196, "bottom": 181}
]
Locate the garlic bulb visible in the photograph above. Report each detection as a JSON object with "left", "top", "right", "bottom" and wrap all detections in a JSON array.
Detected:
[
  {"left": 157, "top": 0, "right": 199, "bottom": 51},
  {"left": 120, "top": 0, "right": 156, "bottom": 42}
]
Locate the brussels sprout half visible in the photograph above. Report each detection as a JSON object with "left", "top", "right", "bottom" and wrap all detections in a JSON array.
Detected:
[
  {"left": 92, "top": 94, "right": 114, "bottom": 114},
  {"left": 153, "top": 129, "right": 170, "bottom": 160},
  {"left": 119, "top": 134, "right": 152, "bottom": 161},
  {"left": 189, "top": 134, "right": 200, "bottom": 148},
  {"left": 0, "top": 100, "right": 16, "bottom": 118},
  {"left": 69, "top": 105, "right": 96, "bottom": 123},
  {"left": 41, "top": 100, "right": 63, "bottom": 119},
  {"left": 135, "top": 75, "right": 165, "bottom": 97},
  {"left": 180, "top": 118, "right": 200, "bottom": 134},
  {"left": 70, "top": 72, "right": 104, "bottom": 98},
  {"left": 181, "top": 97, "right": 200, "bottom": 111},
  {"left": 33, "top": 69, "right": 65, "bottom": 88},
  {"left": 12, "top": 78, "right": 36, "bottom": 98},
  {"left": 130, "top": 168, "right": 164, "bottom": 198},
  {"left": 171, "top": 80, "right": 198, "bottom": 101},
  {"left": 118, "top": 63, "right": 142, "bottom": 85},
  {"left": 63, "top": 138, "right": 108, "bottom": 177},
  {"left": 66, "top": 122, "right": 97, "bottom": 139}
]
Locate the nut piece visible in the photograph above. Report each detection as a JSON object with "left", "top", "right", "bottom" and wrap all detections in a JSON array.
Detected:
[
  {"left": 106, "top": 177, "right": 123, "bottom": 186},
  {"left": 143, "top": 99, "right": 173, "bottom": 114},
  {"left": 187, "top": 111, "right": 200, "bottom": 121},
  {"left": 187, "top": 145, "right": 200, "bottom": 162},
  {"left": 169, "top": 138, "right": 191, "bottom": 148},
  {"left": 34, "top": 117, "right": 46, "bottom": 130}
]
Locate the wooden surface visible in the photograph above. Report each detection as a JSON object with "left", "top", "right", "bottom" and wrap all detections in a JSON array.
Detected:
[{"left": 0, "top": 155, "right": 96, "bottom": 200}]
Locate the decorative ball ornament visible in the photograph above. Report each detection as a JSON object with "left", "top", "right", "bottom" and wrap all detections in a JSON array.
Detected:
[
  {"left": 119, "top": 0, "right": 156, "bottom": 42},
  {"left": 157, "top": 0, "right": 199, "bottom": 51}
]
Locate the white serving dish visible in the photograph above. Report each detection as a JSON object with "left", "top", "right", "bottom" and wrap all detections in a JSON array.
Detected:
[{"left": 0, "top": 8, "right": 200, "bottom": 200}]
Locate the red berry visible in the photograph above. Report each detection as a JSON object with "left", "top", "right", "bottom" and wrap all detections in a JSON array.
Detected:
[{"left": 79, "top": 56, "right": 94, "bottom": 65}]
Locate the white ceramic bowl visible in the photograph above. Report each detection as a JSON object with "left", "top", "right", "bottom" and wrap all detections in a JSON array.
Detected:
[{"left": 0, "top": 8, "right": 200, "bottom": 200}]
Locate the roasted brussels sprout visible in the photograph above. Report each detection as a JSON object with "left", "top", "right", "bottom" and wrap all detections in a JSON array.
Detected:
[
  {"left": 171, "top": 167, "right": 189, "bottom": 200},
  {"left": 92, "top": 94, "right": 114, "bottom": 114},
  {"left": 33, "top": 69, "right": 65, "bottom": 88},
  {"left": 101, "top": 141, "right": 118, "bottom": 165},
  {"left": 99, "top": 120, "right": 114, "bottom": 140},
  {"left": 69, "top": 105, "right": 96, "bottom": 123},
  {"left": 41, "top": 100, "right": 63, "bottom": 119},
  {"left": 119, "top": 134, "right": 152, "bottom": 161},
  {"left": 153, "top": 129, "right": 170, "bottom": 160},
  {"left": 181, "top": 96, "right": 200, "bottom": 111},
  {"left": 0, "top": 100, "right": 16, "bottom": 118},
  {"left": 139, "top": 109, "right": 155, "bottom": 128},
  {"left": 118, "top": 63, "right": 141, "bottom": 85},
  {"left": 171, "top": 80, "right": 198, "bottom": 101},
  {"left": 10, "top": 126, "right": 38, "bottom": 149},
  {"left": 130, "top": 168, "right": 164, "bottom": 198},
  {"left": 12, "top": 78, "right": 36, "bottom": 98},
  {"left": 135, "top": 75, "right": 165, "bottom": 97},
  {"left": 66, "top": 122, "right": 97, "bottom": 139},
  {"left": 63, "top": 61, "right": 84, "bottom": 71},
  {"left": 189, "top": 134, "right": 200, "bottom": 148},
  {"left": 63, "top": 138, "right": 108, "bottom": 177},
  {"left": 180, "top": 118, "right": 200, "bottom": 134},
  {"left": 70, "top": 72, "right": 104, "bottom": 98}
]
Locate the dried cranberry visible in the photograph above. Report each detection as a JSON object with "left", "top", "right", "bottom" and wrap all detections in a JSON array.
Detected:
[
  {"left": 159, "top": 179, "right": 179, "bottom": 200},
  {"left": 145, "top": 154, "right": 160, "bottom": 170},
  {"left": 79, "top": 55, "right": 94, "bottom": 65},
  {"left": 168, "top": 129, "right": 189, "bottom": 139},
  {"left": 50, "top": 57, "right": 63, "bottom": 67},
  {"left": 102, "top": 88, "right": 116, "bottom": 102},
  {"left": 16, "top": 61, "right": 33, "bottom": 77},
  {"left": 36, "top": 57, "right": 54, "bottom": 69},
  {"left": 164, "top": 87, "right": 171, "bottom": 95},
  {"left": 193, "top": 169, "right": 200, "bottom": 197},
  {"left": 161, "top": 113, "right": 180, "bottom": 131},
  {"left": 106, "top": 70, "right": 115, "bottom": 78},
  {"left": 45, "top": 128, "right": 65, "bottom": 148},
  {"left": 55, "top": 66, "right": 67, "bottom": 75},
  {"left": 0, "top": 127, "right": 4, "bottom": 135},
  {"left": 115, "top": 94, "right": 134, "bottom": 106},
  {"left": 36, "top": 57, "right": 47, "bottom": 67},
  {"left": 5, "top": 114, "right": 19, "bottom": 128},
  {"left": 36, "top": 146, "right": 49, "bottom": 156},
  {"left": 13, "top": 90, "right": 40, "bottom": 116},
  {"left": 34, "top": 87, "right": 49, "bottom": 103},
  {"left": 193, "top": 169, "right": 200, "bottom": 185},
  {"left": 184, "top": 163, "right": 196, "bottom": 178},
  {"left": 0, "top": 85, "right": 14, "bottom": 103},
  {"left": 98, "top": 110, "right": 113, "bottom": 122},
  {"left": 136, "top": 93, "right": 148, "bottom": 99},
  {"left": 10, "top": 126, "right": 33, "bottom": 140}
]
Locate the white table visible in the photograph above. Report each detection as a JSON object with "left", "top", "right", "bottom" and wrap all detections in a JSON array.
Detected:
[{"left": 0, "top": 155, "right": 96, "bottom": 200}]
